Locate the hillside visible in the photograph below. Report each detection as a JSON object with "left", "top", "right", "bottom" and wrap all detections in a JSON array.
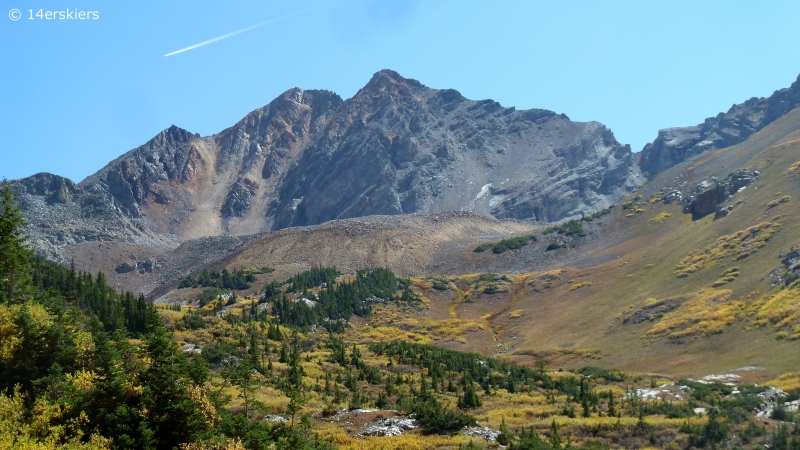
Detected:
[
  {"left": 383, "top": 104, "right": 800, "bottom": 378},
  {"left": 155, "top": 100, "right": 800, "bottom": 379}
]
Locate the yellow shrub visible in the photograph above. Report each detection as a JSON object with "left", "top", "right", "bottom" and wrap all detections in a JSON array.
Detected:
[
  {"left": 514, "top": 348, "right": 602, "bottom": 364},
  {"left": 674, "top": 223, "right": 780, "bottom": 277},
  {"left": 569, "top": 282, "right": 592, "bottom": 291},
  {"left": 712, "top": 267, "right": 740, "bottom": 287},
  {"left": 753, "top": 285, "right": 800, "bottom": 339},
  {"left": 789, "top": 160, "right": 800, "bottom": 173},
  {"left": 766, "top": 196, "right": 791, "bottom": 208},
  {"left": 0, "top": 302, "right": 53, "bottom": 361},
  {"left": 509, "top": 310, "right": 525, "bottom": 318},
  {"left": 339, "top": 434, "right": 473, "bottom": 450},
  {"left": 649, "top": 212, "right": 672, "bottom": 224},
  {"left": 0, "top": 387, "right": 112, "bottom": 450},
  {"left": 766, "top": 372, "right": 800, "bottom": 392},
  {"left": 647, "top": 289, "right": 742, "bottom": 339},
  {"left": 357, "top": 326, "right": 433, "bottom": 345}
]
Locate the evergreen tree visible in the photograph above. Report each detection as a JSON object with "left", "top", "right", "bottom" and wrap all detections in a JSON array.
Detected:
[
  {"left": 280, "top": 340, "right": 289, "bottom": 363},
  {"left": 140, "top": 307, "right": 208, "bottom": 449},
  {"left": 702, "top": 407, "right": 729, "bottom": 446},
  {"left": 458, "top": 372, "right": 482, "bottom": 410},
  {"left": 608, "top": 390, "right": 616, "bottom": 417},
  {"left": 549, "top": 420, "right": 562, "bottom": 448},
  {"left": 0, "top": 180, "right": 33, "bottom": 304}
]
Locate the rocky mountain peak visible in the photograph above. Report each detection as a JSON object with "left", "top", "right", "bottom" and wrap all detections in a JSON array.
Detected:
[
  {"left": 639, "top": 73, "right": 800, "bottom": 177},
  {"left": 155, "top": 125, "right": 196, "bottom": 145},
  {"left": 14, "top": 70, "right": 644, "bottom": 266},
  {"left": 356, "top": 69, "right": 427, "bottom": 100},
  {"left": 13, "top": 172, "right": 76, "bottom": 204}
]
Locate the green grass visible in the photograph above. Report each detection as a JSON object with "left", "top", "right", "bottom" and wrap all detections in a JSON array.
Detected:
[
  {"left": 474, "top": 234, "right": 537, "bottom": 254},
  {"left": 543, "top": 220, "right": 587, "bottom": 237}
]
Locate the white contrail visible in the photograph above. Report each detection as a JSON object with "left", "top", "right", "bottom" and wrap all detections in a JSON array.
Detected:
[{"left": 164, "top": 8, "right": 313, "bottom": 57}]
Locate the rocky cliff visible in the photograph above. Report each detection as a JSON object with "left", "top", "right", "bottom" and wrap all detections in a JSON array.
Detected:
[
  {"left": 638, "top": 74, "right": 800, "bottom": 177},
  {"left": 11, "top": 70, "right": 642, "bottom": 266},
  {"left": 271, "top": 70, "right": 642, "bottom": 228}
]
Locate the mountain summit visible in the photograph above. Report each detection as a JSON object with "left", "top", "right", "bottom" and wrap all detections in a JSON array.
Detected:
[{"left": 12, "top": 70, "right": 642, "bottom": 263}]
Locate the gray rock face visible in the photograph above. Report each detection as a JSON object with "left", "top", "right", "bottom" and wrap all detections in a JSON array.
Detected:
[
  {"left": 639, "top": 74, "right": 800, "bottom": 178},
  {"left": 14, "top": 173, "right": 76, "bottom": 204},
  {"left": 11, "top": 69, "right": 643, "bottom": 265},
  {"left": 221, "top": 179, "right": 259, "bottom": 218},
  {"left": 271, "top": 70, "right": 642, "bottom": 228},
  {"left": 83, "top": 125, "right": 198, "bottom": 217},
  {"left": 115, "top": 262, "right": 137, "bottom": 274},
  {"left": 661, "top": 169, "right": 758, "bottom": 220}
]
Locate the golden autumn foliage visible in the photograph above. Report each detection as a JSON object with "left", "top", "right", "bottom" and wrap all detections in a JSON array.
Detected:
[
  {"left": 569, "top": 282, "right": 592, "bottom": 291},
  {"left": 752, "top": 283, "right": 800, "bottom": 339},
  {"left": 649, "top": 212, "right": 673, "bottom": 224},
  {"left": 766, "top": 372, "right": 800, "bottom": 392},
  {"left": 766, "top": 195, "right": 792, "bottom": 208},
  {"left": 674, "top": 223, "right": 781, "bottom": 277},
  {"left": 0, "top": 387, "right": 112, "bottom": 450},
  {"left": 647, "top": 289, "right": 742, "bottom": 339}
]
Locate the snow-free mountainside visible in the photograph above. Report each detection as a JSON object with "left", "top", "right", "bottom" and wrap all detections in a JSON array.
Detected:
[{"left": 3, "top": 71, "right": 800, "bottom": 449}]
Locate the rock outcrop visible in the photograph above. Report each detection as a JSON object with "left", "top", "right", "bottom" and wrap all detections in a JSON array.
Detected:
[
  {"left": 639, "top": 74, "right": 800, "bottom": 177},
  {"left": 660, "top": 169, "right": 759, "bottom": 220}
]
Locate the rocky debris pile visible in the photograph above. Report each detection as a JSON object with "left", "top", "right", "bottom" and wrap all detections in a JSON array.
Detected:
[
  {"left": 755, "top": 387, "right": 788, "bottom": 417},
  {"left": 181, "top": 343, "right": 201, "bottom": 354},
  {"left": 632, "top": 384, "right": 689, "bottom": 402},
  {"left": 662, "top": 169, "right": 759, "bottom": 220},
  {"left": 263, "top": 415, "right": 289, "bottom": 424},
  {"left": 294, "top": 297, "right": 317, "bottom": 307},
  {"left": 116, "top": 258, "right": 162, "bottom": 274},
  {"left": 461, "top": 425, "right": 501, "bottom": 442},
  {"left": 699, "top": 374, "right": 741, "bottom": 383},
  {"left": 146, "top": 233, "right": 264, "bottom": 299},
  {"left": 769, "top": 248, "right": 800, "bottom": 288},
  {"left": 330, "top": 409, "right": 376, "bottom": 423},
  {"left": 116, "top": 261, "right": 138, "bottom": 274},
  {"left": 360, "top": 418, "right": 418, "bottom": 437},
  {"left": 731, "top": 366, "right": 767, "bottom": 372}
]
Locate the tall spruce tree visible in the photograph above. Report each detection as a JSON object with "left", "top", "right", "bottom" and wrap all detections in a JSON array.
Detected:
[{"left": 0, "top": 180, "right": 33, "bottom": 304}]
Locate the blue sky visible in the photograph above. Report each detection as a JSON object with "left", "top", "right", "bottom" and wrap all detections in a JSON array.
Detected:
[{"left": 2, "top": 0, "right": 799, "bottom": 182}]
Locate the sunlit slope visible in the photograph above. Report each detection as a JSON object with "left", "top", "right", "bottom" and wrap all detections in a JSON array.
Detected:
[
  {"left": 407, "top": 107, "right": 800, "bottom": 378},
  {"left": 220, "top": 212, "right": 536, "bottom": 278}
]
